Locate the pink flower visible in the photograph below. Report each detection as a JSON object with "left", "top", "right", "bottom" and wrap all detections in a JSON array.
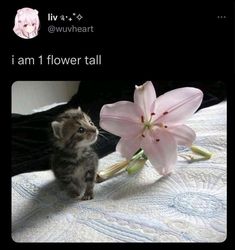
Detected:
[{"left": 100, "top": 81, "right": 203, "bottom": 175}]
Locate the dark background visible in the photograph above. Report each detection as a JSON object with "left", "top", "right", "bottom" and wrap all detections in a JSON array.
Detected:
[
  {"left": 6, "top": 2, "right": 231, "bottom": 107},
  {"left": 6, "top": 0, "right": 233, "bottom": 248},
  {"left": 6, "top": 2, "right": 233, "bottom": 79}
]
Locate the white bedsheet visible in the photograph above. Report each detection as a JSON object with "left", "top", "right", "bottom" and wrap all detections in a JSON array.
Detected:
[{"left": 11, "top": 101, "right": 227, "bottom": 242}]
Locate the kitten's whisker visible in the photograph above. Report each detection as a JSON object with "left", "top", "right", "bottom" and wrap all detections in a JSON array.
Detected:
[
  {"left": 98, "top": 130, "right": 108, "bottom": 135},
  {"left": 98, "top": 133, "right": 109, "bottom": 141},
  {"left": 98, "top": 129, "right": 109, "bottom": 135}
]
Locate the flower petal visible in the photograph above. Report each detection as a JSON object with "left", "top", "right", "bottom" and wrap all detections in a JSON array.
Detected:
[
  {"left": 116, "top": 137, "right": 142, "bottom": 159},
  {"left": 100, "top": 101, "right": 143, "bottom": 138},
  {"left": 167, "top": 124, "right": 196, "bottom": 146},
  {"left": 140, "top": 129, "right": 177, "bottom": 175},
  {"left": 152, "top": 87, "right": 203, "bottom": 125},
  {"left": 134, "top": 81, "right": 157, "bottom": 120}
]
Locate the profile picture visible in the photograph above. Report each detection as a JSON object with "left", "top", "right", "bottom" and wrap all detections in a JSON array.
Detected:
[{"left": 13, "top": 7, "right": 40, "bottom": 39}]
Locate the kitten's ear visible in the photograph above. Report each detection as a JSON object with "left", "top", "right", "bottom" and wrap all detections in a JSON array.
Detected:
[
  {"left": 51, "top": 121, "right": 62, "bottom": 139},
  {"left": 77, "top": 106, "right": 82, "bottom": 112}
]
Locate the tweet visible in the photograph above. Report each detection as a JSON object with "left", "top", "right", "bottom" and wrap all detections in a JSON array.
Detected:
[
  {"left": 8, "top": 2, "right": 231, "bottom": 244},
  {"left": 11, "top": 54, "right": 102, "bottom": 65}
]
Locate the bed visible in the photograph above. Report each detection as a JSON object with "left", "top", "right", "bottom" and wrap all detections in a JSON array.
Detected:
[{"left": 11, "top": 101, "right": 227, "bottom": 242}]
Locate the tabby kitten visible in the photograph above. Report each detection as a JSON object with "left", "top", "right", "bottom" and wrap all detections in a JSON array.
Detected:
[{"left": 51, "top": 107, "right": 99, "bottom": 200}]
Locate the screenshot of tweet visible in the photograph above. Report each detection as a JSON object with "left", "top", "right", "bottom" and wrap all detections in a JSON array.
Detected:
[{"left": 8, "top": 2, "right": 232, "bottom": 244}]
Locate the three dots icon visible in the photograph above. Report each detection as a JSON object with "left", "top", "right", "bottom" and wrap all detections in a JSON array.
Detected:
[{"left": 217, "top": 16, "right": 227, "bottom": 19}]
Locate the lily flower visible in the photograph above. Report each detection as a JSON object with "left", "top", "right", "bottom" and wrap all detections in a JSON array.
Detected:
[{"left": 100, "top": 81, "right": 203, "bottom": 175}]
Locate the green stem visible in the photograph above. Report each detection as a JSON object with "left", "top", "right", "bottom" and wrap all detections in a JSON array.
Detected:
[
  {"left": 126, "top": 158, "right": 147, "bottom": 174},
  {"left": 96, "top": 160, "right": 129, "bottom": 183},
  {"left": 131, "top": 149, "right": 144, "bottom": 160},
  {"left": 127, "top": 149, "right": 147, "bottom": 174}
]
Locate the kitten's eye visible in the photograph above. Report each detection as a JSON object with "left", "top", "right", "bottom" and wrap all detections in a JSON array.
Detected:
[
  {"left": 32, "top": 23, "right": 35, "bottom": 26},
  {"left": 78, "top": 127, "right": 85, "bottom": 133},
  {"left": 89, "top": 121, "right": 94, "bottom": 126},
  {"left": 23, "top": 24, "right": 28, "bottom": 27}
]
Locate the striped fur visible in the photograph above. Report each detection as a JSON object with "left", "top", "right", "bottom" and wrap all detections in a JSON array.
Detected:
[{"left": 51, "top": 108, "right": 98, "bottom": 200}]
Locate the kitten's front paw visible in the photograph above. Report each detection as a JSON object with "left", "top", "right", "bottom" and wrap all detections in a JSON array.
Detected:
[
  {"left": 68, "top": 191, "right": 80, "bottom": 198},
  {"left": 81, "top": 193, "right": 94, "bottom": 200}
]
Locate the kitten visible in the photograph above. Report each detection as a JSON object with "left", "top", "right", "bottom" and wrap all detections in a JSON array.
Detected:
[{"left": 51, "top": 107, "right": 99, "bottom": 200}]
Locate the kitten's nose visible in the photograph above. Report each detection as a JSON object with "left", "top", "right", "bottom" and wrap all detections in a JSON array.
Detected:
[
  {"left": 87, "top": 128, "right": 98, "bottom": 139},
  {"left": 87, "top": 128, "right": 96, "bottom": 134}
]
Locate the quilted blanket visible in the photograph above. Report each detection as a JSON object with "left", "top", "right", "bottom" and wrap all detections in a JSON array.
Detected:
[{"left": 11, "top": 101, "right": 227, "bottom": 242}]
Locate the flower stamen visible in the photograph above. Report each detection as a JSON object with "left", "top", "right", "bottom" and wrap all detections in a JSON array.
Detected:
[
  {"left": 141, "top": 116, "right": 144, "bottom": 123},
  {"left": 147, "top": 112, "right": 156, "bottom": 124}
]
